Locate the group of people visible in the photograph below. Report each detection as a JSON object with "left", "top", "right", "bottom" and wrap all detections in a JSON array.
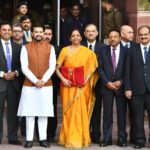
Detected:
[{"left": 0, "top": 0, "right": 150, "bottom": 150}]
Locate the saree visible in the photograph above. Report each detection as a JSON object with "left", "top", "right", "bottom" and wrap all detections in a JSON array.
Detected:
[{"left": 57, "top": 46, "right": 98, "bottom": 148}]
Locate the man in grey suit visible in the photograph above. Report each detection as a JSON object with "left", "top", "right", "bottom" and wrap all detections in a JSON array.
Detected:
[
  {"left": 0, "top": 22, "right": 21, "bottom": 145},
  {"left": 125, "top": 25, "right": 150, "bottom": 149}
]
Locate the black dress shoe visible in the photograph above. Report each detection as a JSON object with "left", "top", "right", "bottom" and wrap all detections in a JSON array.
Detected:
[
  {"left": 24, "top": 141, "right": 33, "bottom": 148},
  {"left": 117, "top": 141, "right": 127, "bottom": 147},
  {"left": 92, "top": 138, "right": 100, "bottom": 144},
  {"left": 47, "top": 138, "right": 55, "bottom": 143},
  {"left": 134, "top": 144, "right": 144, "bottom": 149},
  {"left": 39, "top": 140, "right": 50, "bottom": 148},
  {"left": 8, "top": 139, "right": 22, "bottom": 145},
  {"left": 100, "top": 140, "right": 112, "bottom": 147}
]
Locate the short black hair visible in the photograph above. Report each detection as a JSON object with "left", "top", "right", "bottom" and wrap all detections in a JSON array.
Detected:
[
  {"left": 71, "top": 2, "right": 81, "bottom": 9},
  {"left": 107, "top": 28, "right": 121, "bottom": 37},
  {"left": 20, "top": 15, "right": 32, "bottom": 23},
  {"left": 102, "top": 0, "right": 113, "bottom": 4},
  {"left": 43, "top": 25, "right": 52, "bottom": 31},
  {"left": 138, "top": 25, "right": 150, "bottom": 34},
  {"left": 0, "top": 21, "right": 11, "bottom": 29},
  {"left": 31, "top": 23, "right": 44, "bottom": 32}
]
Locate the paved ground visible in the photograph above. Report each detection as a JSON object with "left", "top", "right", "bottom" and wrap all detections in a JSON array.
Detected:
[{"left": 0, "top": 99, "right": 150, "bottom": 150}]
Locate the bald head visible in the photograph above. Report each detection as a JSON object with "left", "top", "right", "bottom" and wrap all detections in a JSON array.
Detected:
[{"left": 120, "top": 25, "right": 134, "bottom": 42}]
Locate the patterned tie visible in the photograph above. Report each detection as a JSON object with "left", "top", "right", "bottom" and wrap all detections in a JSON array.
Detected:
[
  {"left": 5, "top": 42, "right": 11, "bottom": 71},
  {"left": 112, "top": 48, "right": 116, "bottom": 73},
  {"left": 144, "top": 47, "right": 148, "bottom": 63},
  {"left": 89, "top": 44, "right": 92, "bottom": 50}
]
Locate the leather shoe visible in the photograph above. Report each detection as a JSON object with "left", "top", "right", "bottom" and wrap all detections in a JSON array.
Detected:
[
  {"left": 100, "top": 140, "right": 112, "bottom": 147},
  {"left": 47, "top": 138, "right": 55, "bottom": 143},
  {"left": 24, "top": 141, "right": 33, "bottom": 148},
  {"left": 134, "top": 144, "right": 144, "bottom": 149},
  {"left": 39, "top": 140, "right": 50, "bottom": 148},
  {"left": 117, "top": 141, "right": 127, "bottom": 147},
  {"left": 92, "top": 138, "right": 100, "bottom": 144},
  {"left": 8, "top": 139, "right": 22, "bottom": 145}
]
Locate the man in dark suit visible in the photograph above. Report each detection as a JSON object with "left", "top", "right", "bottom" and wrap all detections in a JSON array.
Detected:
[
  {"left": 125, "top": 25, "right": 150, "bottom": 149},
  {"left": 99, "top": 29, "right": 127, "bottom": 147},
  {"left": 63, "top": 3, "right": 89, "bottom": 45},
  {"left": 82, "top": 24, "right": 105, "bottom": 143},
  {"left": 43, "top": 26, "right": 60, "bottom": 143},
  {"left": 20, "top": 15, "right": 32, "bottom": 43},
  {"left": 0, "top": 22, "right": 21, "bottom": 145},
  {"left": 120, "top": 25, "right": 135, "bottom": 144}
]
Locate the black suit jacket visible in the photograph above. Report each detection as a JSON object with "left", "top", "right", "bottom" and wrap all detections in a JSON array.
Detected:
[
  {"left": 125, "top": 43, "right": 150, "bottom": 95},
  {"left": 0, "top": 40, "right": 21, "bottom": 92},
  {"left": 99, "top": 44, "right": 127, "bottom": 94},
  {"left": 82, "top": 40, "right": 106, "bottom": 90}
]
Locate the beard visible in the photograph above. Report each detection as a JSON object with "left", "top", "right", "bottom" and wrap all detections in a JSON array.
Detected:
[{"left": 34, "top": 35, "right": 43, "bottom": 42}]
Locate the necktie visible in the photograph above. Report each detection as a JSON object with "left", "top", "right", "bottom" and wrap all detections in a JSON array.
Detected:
[
  {"left": 112, "top": 48, "right": 116, "bottom": 73},
  {"left": 125, "top": 43, "right": 129, "bottom": 48},
  {"left": 89, "top": 44, "right": 92, "bottom": 50},
  {"left": 144, "top": 47, "right": 148, "bottom": 63},
  {"left": 26, "top": 31, "right": 29, "bottom": 37},
  {"left": 5, "top": 42, "right": 11, "bottom": 71}
]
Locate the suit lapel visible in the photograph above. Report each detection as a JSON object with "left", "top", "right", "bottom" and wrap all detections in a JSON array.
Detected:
[
  {"left": 146, "top": 46, "right": 150, "bottom": 64},
  {"left": 107, "top": 46, "right": 113, "bottom": 69},
  {"left": 0, "top": 40, "right": 6, "bottom": 62},
  {"left": 11, "top": 41, "right": 15, "bottom": 69},
  {"left": 137, "top": 44, "right": 144, "bottom": 65}
]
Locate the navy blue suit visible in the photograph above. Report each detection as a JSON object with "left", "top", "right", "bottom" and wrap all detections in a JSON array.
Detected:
[
  {"left": 99, "top": 44, "right": 127, "bottom": 142},
  {"left": 125, "top": 43, "right": 150, "bottom": 145}
]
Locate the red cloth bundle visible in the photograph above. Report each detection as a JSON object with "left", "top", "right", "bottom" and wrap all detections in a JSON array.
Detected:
[{"left": 60, "top": 66, "right": 84, "bottom": 87}]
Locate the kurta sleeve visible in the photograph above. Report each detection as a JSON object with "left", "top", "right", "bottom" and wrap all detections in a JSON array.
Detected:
[
  {"left": 41, "top": 46, "right": 56, "bottom": 82},
  {"left": 20, "top": 46, "right": 38, "bottom": 84}
]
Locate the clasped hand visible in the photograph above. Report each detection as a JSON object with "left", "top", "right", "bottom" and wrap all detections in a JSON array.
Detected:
[
  {"left": 35, "top": 80, "right": 45, "bottom": 88},
  {"left": 3, "top": 72, "right": 17, "bottom": 80},
  {"left": 106, "top": 81, "right": 121, "bottom": 91}
]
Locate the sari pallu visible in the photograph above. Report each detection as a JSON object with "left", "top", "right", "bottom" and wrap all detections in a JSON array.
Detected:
[{"left": 57, "top": 46, "right": 98, "bottom": 148}]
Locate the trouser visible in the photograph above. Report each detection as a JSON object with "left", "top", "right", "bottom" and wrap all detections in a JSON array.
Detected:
[{"left": 26, "top": 116, "right": 48, "bottom": 141}]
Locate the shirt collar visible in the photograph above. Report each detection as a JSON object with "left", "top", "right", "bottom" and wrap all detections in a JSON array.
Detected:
[
  {"left": 1, "top": 39, "right": 11, "bottom": 45},
  {"left": 121, "top": 40, "right": 130, "bottom": 48},
  {"left": 87, "top": 40, "right": 96, "bottom": 48},
  {"left": 140, "top": 43, "right": 150, "bottom": 50},
  {"left": 111, "top": 44, "right": 120, "bottom": 52}
]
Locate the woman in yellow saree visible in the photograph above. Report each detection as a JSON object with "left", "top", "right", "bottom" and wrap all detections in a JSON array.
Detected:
[{"left": 56, "top": 29, "right": 98, "bottom": 148}]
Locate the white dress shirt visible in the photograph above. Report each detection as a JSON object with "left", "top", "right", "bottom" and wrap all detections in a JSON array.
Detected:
[
  {"left": 121, "top": 40, "right": 130, "bottom": 48},
  {"left": 87, "top": 40, "right": 96, "bottom": 51}
]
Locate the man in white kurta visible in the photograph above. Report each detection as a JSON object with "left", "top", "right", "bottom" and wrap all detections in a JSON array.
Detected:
[{"left": 17, "top": 25, "right": 56, "bottom": 148}]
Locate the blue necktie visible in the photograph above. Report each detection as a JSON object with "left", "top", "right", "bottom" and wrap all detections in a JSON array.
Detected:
[
  {"left": 144, "top": 47, "right": 148, "bottom": 63},
  {"left": 5, "top": 42, "right": 11, "bottom": 71}
]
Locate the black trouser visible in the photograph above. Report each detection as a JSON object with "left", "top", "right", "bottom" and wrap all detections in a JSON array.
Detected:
[
  {"left": 0, "top": 82, "right": 19, "bottom": 141},
  {"left": 131, "top": 93, "right": 150, "bottom": 145},
  {"left": 102, "top": 93, "right": 126, "bottom": 142},
  {"left": 47, "top": 77, "right": 59, "bottom": 140},
  {"left": 126, "top": 99, "right": 135, "bottom": 142},
  {"left": 90, "top": 84, "right": 102, "bottom": 141}
]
